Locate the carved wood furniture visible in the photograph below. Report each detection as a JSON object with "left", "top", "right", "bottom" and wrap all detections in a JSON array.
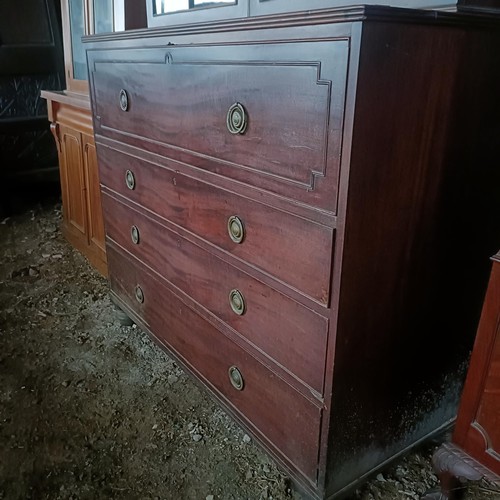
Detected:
[
  {"left": 85, "top": 5, "right": 500, "bottom": 499},
  {"left": 424, "top": 251, "right": 500, "bottom": 499},
  {"left": 41, "top": 1, "right": 147, "bottom": 276},
  {"left": 0, "top": 0, "right": 64, "bottom": 189}
]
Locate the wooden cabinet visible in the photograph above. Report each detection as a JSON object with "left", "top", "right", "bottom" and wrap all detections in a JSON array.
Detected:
[
  {"left": 51, "top": 107, "right": 106, "bottom": 274},
  {"left": 86, "top": 6, "right": 500, "bottom": 500},
  {"left": 41, "top": 0, "right": 146, "bottom": 276},
  {"left": 427, "top": 252, "right": 500, "bottom": 499},
  {"left": 0, "top": 0, "right": 64, "bottom": 193}
]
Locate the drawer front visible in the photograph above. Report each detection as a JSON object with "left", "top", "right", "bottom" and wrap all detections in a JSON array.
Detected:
[
  {"left": 88, "top": 40, "right": 348, "bottom": 212},
  {"left": 107, "top": 245, "right": 322, "bottom": 483},
  {"left": 98, "top": 145, "right": 333, "bottom": 305},
  {"left": 102, "top": 193, "right": 329, "bottom": 395}
]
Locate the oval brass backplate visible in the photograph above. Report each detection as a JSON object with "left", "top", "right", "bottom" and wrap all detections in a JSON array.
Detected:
[
  {"left": 227, "top": 215, "right": 244, "bottom": 244},
  {"left": 131, "top": 225, "right": 140, "bottom": 245},
  {"left": 125, "top": 170, "right": 135, "bottom": 190},
  {"left": 135, "top": 285, "right": 144, "bottom": 304},
  {"left": 229, "top": 289, "right": 245, "bottom": 316},
  {"left": 226, "top": 102, "right": 248, "bottom": 135},
  {"left": 228, "top": 365, "right": 244, "bottom": 391},
  {"left": 119, "top": 89, "right": 129, "bottom": 111}
]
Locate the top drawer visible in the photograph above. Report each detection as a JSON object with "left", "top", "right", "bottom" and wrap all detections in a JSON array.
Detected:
[{"left": 88, "top": 41, "right": 348, "bottom": 213}]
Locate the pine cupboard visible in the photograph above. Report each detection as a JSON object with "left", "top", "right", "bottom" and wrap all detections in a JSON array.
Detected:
[{"left": 41, "top": 0, "right": 146, "bottom": 276}]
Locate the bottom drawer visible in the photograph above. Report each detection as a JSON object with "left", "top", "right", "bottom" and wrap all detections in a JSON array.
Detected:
[{"left": 107, "top": 244, "right": 323, "bottom": 484}]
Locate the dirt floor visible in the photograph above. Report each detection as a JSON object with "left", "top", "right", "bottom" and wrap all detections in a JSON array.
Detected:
[{"left": 1, "top": 190, "right": 499, "bottom": 500}]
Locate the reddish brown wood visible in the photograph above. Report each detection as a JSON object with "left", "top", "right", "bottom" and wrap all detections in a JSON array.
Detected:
[
  {"left": 124, "top": 0, "right": 147, "bottom": 30},
  {"left": 82, "top": 133, "right": 106, "bottom": 256},
  {"left": 85, "top": 6, "right": 500, "bottom": 500},
  {"left": 90, "top": 40, "right": 348, "bottom": 213},
  {"left": 424, "top": 254, "right": 500, "bottom": 499},
  {"left": 453, "top": 254, "right": 500, "bottom": 472},
  {"left": 42, "top": 94, "right": 107, "bottom": 276},
  {"left": 97, "top": 145, "right": 334, "bottom": 305},
  {"left": 102, "top": 191, "right": 329, "bottom": 396},
  {"left": 422, "top": 442, "right": 492, "bottom": 499},
  {"left": 107, "top": 243, "right": 323, "bottom": 484}
]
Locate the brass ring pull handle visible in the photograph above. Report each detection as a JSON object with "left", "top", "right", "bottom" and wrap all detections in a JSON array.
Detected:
[
  {"left": 226, "top": 103, "right": 248, "bottom": 135},
  {"left": 227, "top": 216, "right": 244, "bottom": 244},
  {"left": 125, "top": 170, "right": 135, "bottom": 190},
  {"left": 131, "top": 225, "right": 140, "bottom": 245},
  {"left": 228, "top": 366, "right": 244, "bottom": 391},
  {"left": 229, "top": 289, "right": 245, "bottom": 316},
  {"left": 119, "top": 89, "right": 129, "bottom": 111},
  {"left": 135, "top": 285, "right": 144, "bottom": 304}
]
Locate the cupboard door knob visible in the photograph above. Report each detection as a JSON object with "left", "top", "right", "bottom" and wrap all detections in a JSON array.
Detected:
[
  {"left": 227, "top": 215, "right": 244, "bottom": 244},
  {"left": 228, "top": 366, "right": 244, "bottom": 391},
  {"left": 131, "top": 225, "right": 140, "bottom": 245},
  {"left": 229, "top": 289, "right": 245, "bottom": 316},
  {"left": 226, "top": 103, "right": 248, "bottom": 135},
  {"left": 119, "top": 89, "right": 129, "bottom": 111},
  {"left": 125, "top": 170, "right": 135, "bottom": 190},
  {"left": 135, "top": 285, "right": 144, "bottom": 304}
]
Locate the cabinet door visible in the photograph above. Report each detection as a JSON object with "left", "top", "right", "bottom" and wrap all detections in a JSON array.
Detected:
[
  {"left": 82, "top": 133, "right": 106, "bottom": 254},
  {"left": 453, "top": 257, "right": 500, "bottom": 476},
  {"left": 59, "top": 125, "right": 87, "bottom": 240}
]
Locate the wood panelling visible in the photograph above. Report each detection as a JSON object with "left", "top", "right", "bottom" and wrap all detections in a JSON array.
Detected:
[
  {"left": 82, "top": 134, "right": 106, "bottom": 253},
  {"left": 453, "top": 254, "right": 500, "bottom": 475}
]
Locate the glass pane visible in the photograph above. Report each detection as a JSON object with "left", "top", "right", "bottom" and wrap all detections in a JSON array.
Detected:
[
  {"left": 154, "top": 0, "right": 235, "bottom": 15},
  {"left": 69, "top": 0, "right": 86, "bottom": 80},
  {"left": 94, "top": 0, "right": 114, "bottom": 34}
]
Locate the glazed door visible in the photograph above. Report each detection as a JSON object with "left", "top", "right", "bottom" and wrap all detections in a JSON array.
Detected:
[{"left": 146, "top": 0, "right": 248, "bottom": 27}]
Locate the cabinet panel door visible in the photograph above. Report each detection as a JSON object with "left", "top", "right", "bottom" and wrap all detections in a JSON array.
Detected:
[
  {"left": 82, "top": 133, "right": 106, "bottom": 252},
  {"left": 454, "top": 259, "right": 500, "bottom": 476},
  {"left": 60, "top": 125, "right": 87, "bottom": 237}
]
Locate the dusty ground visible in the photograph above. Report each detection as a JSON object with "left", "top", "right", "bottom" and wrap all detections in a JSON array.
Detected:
[{"left": 1, "top": 190, "right": 499, "bottom": 500}]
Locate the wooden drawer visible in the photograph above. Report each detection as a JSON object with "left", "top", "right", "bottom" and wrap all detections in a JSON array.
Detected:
[
  {"left": 107, "top": 244, "right": 322, "bottom": 483},
  {"left": 88, "top": 40, "right": 348, "bottom": 212},
  {"left": 102, "top": 192, "right": 329, "bottom": 395},
  {"left": 97, "top": 145, "right": 333, "bottom": 305}
]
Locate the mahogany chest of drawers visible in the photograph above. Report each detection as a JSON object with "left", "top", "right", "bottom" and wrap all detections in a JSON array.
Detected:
[{"left": 85, "top": 6, "right": 500, "bottom": 499}]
